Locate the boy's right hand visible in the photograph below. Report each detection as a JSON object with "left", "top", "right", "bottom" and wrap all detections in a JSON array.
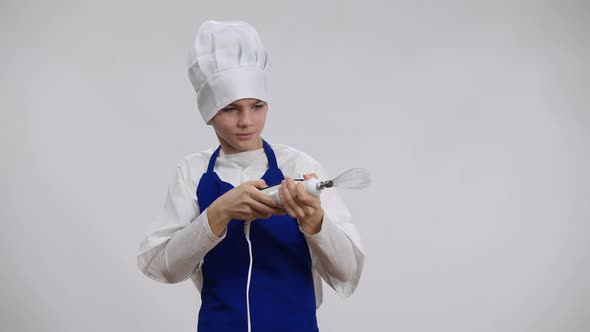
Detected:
[{"left": 207, "top": 180, "right": 286, "bottom": 236}]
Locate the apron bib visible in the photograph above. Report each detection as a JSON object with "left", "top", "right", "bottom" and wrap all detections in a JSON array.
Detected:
[{"left": 195, "top": 140, "right": 318, "bottom": 332}]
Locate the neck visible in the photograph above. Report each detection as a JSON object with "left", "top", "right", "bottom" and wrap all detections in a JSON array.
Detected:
[{"left": 219, "top": 137, "right": 264, "bottom": 154}]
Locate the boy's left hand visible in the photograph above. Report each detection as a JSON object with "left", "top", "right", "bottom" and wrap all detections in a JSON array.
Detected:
[{"left": 279, "top": 173, "right": 324, "bottom": 235}]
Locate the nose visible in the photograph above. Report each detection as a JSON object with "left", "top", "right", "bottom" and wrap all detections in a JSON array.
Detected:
[{"left": 237, "top": 109, "right": 253, "bottom": 128}]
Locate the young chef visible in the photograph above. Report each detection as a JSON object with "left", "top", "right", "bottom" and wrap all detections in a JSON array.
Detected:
[{"left": 137, "top": 20, "right": 365, "bottom": 332}]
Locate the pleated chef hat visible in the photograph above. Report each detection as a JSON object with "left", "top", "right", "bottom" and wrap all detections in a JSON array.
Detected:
[{"left": 187, "top": 20, "right": 269, "bottom": 124}]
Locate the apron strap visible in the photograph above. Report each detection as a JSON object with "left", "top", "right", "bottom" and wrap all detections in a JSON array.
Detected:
[
  {"left": 206, "top": 146, "right": 222, "bottom": 173},
  {"left": 262, "top": 139, "right": 279, "bottom": 171}
]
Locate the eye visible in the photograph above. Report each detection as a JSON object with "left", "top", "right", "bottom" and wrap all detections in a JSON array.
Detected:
[
  {"left": 221, "top": 107, "right": 237, "bottom": 112},
  {"left": 252, "top": 103, "right": 265, "bottom": 110}
]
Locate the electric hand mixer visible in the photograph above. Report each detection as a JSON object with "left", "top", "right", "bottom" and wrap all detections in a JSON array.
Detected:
[{"left": 260, "top": 168, "right": 371, "bottom": 206}]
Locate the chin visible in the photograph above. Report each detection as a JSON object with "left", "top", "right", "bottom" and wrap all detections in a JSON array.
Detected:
[
  {"left": 219, "top": 134, "right": 262, "bottom": 153},
  {"left": 226, "top": 141, "right": 255, "bottom": 153}
]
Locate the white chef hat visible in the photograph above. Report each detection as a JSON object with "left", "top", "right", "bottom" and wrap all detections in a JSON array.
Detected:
[{"left": 187, "top": 20, "right": 269, "bottom": 124}]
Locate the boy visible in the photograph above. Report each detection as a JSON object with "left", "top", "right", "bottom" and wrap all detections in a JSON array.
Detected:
[{"left": 137, "top": 20, "right": 364, "bottom": 332}]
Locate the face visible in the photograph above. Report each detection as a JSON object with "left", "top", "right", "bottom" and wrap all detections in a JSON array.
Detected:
[{"left": 209, "top": 98, "right": 268, "bottom": 154}]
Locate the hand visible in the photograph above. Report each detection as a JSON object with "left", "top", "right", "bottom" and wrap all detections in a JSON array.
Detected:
[
  {"left": 208, "top": 179, "right": 286, "bottom": 236},
  {"left": 279, "top": 174, "right": 324, "bottom": 235}
]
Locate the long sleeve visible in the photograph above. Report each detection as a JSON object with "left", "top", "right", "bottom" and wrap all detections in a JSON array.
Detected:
[
  {"left": 300, "top": 186, "right": 365, "bottom": 297},
  {"left": 137, "top": 144, "right": 365, "bottom": 307},
  {"left": 287, "top": 153, "right": 365, "bottom": 298},
  {"left": 137, "top": 160, "right": 225, "bottom": 284}
]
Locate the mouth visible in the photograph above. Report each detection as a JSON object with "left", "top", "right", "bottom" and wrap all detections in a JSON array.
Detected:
[{"left": 236, "top": 133, "right": 254, "bottom": 140}]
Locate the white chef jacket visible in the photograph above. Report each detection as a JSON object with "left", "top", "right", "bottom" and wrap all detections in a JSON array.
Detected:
[{"left": 137, "top": 143, "right": 365, "bottom": 308}]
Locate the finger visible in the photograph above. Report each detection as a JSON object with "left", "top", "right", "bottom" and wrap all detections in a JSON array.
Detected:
[
  {"left": 248, "top": 199, "right": 280, "bottom": 220},
  {"left": 303, "top": 173, "right": 318, "bottom": 180},
  {"left": 247, "top": 179, "right": 267, "bottom": 190},
  {"left": 297, "top": 184, "right": 322, "bottom": 209},
  {"left": 249, "top": 187, "right": 279, "bottom": 208},
  {"left": 289, "top": 179, "right": 310, "bottom": 216},
  {"left": 296, "top": 183, "right": 319, "bottom": 217},
  {"left": 279, "top": 181, "right": 297, "bottom": 218},
  {"left": 267, "top": 205, "right": 287, "bottom": 216},
  {"left": 284, "top": 179, "right": 306, "bottom": 217},
  {"left": 284, "top": 177, "right": 301, "bottom": 203},
  {"left": 267, "top": 206, "right": 287, "bottom": 216},
  {"left": 286, "top": 177, "right": 299, "bottom": 198},
  {"left": 295, "top": 182, "right": 318, "bottom": 207}
]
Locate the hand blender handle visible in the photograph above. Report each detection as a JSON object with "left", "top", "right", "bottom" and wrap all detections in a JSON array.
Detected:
[{"left": 260, "top": 178, "right": 322, "bottom": 206}]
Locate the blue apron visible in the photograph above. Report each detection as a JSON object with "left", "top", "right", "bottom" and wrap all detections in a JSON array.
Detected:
[{"left": 195, "top": 140, "right": 318, "bottom": 332}]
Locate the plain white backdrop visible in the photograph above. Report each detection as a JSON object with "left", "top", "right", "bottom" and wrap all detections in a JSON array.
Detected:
[{"left": 2, "top": 0, "right": 589, "bottom": 331}]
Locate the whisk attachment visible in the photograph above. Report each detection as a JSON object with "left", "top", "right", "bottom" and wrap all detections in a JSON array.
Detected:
[
  {"left": 260, "top": 168, "right": 371, "bottom": 206},
  {"left": 331, "top": 168, "right": 371, "bottom": 189}
]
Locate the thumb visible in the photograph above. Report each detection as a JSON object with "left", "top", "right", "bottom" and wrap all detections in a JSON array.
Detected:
[
  {"left": 247, "top": 179, "right": 268, "bottom": 189},
  {"left": 303, "top": 173, "right": 319, "bottom": 180}
]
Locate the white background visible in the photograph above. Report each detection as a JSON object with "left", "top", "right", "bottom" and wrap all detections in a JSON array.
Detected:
[{"left": 2, "top": 0, "right": 589, "bottom": 331}]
